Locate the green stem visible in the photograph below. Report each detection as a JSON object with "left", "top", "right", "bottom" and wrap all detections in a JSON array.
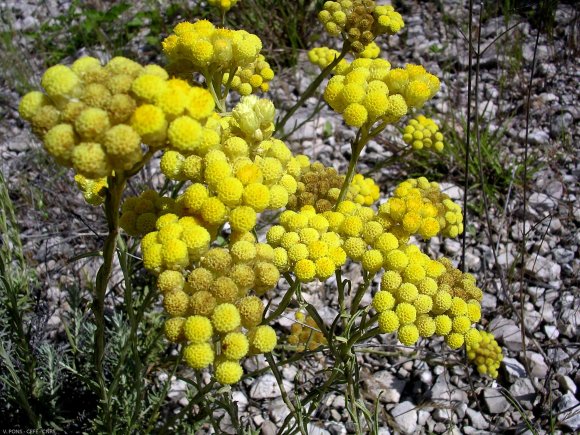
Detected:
[
  {"left": 275, "top": 42, "right": 351, "bottom": 135},
  {"left": 264, "top": 272, "right": 299, "bottom": 323},
  {"left": 203, "top": 67, "right": 226, "bottom": 113},
  {"left": 93, "top": 174, "right": 125, "bottom": 425},
  {"left": 350, "top": 271, "right": 372, "bottom": 315},
  {"left": 334, "top": 126, "right": 370, "bottom": 208},
  {"left": 266, "top": 353, "right": 308, "bottom": 435}
]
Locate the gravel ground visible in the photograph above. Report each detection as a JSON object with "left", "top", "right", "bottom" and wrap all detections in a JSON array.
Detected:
[{"left": 1, "top": 0, "right": 579, "bottom": 433}]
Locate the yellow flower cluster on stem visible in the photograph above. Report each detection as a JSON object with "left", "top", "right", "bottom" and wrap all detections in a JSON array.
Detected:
[
  {"left": 162, "top": 20, "right": 263, "bottom": 110},
  {"left": 402, "top": 115, "right": 444, "bottom": 152},
  {"left": 318, "top": 0, "right": 404, "bottom": 53},
  {"left": 160, "top": 239, "right": 279, "bottom": 384}
]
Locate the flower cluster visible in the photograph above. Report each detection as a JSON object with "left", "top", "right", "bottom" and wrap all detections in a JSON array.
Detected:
[
  {"left": 162, "top": 20, "right": 262, "bottom": 76},
  {"left": 267, "top": 207, "right": 348, "bottom": 283},
  {"left": 466, "top": 330, "right": 503, "bottom": 378},
  {"left": 223, "top": 54, "right": 275, "bottom": 95},
  {"left": 356, "top": 41, "right": 381, "bottom": 59},
  {"left": 288, "top": 311, "right": 328, "bottom": 351},
  {"left": 402, "top": 115, "right": 444, "bottom": 152},
  {"left": 324, "top": 59, "right": 440, "bottom": 128},
  {"left": 208, "top": 0, "right": 239, "bottom": 12},
  {"left": 161, "top": 242, "right": 279, "bottom": 384},
  {"left": 223, "top": 95, "right": 276, "bottom": 145},
  {"left": 318, "top": 1, "right": 404, "bottom": 52},
  {"left": 373, "top": 253, "right": 483, "bottom": 348},
  {"left": 376, "top": 177, "right": 463, "bottom": 241},
  {"left": 307, "top": 47, "right": 350, "bottom": 74},
  {"left": 19, "top": 57, "right": 150, "bottom": 178},
  {"left": 287, "top": 160, "right": 380, "bottom": 213},
  {"left": 74, "top": 174, "right": 107, "bottom": 206},
  {"left": 323, "top": 58, "right": 393, "bottom": 128},
  {"left": 120, "top": 190, "right": 183, "bottom": 236},
  {"left": 18, "top": 55, "right": 222, "bottom": 180}
]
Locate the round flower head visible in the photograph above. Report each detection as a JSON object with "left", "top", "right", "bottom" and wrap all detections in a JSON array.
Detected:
[
  {"left": 248, "top": 325, "right": 277, "bottom": 354},
  {"left": 183, "top": 342, "right": 214, "bottom": 369},
  {"left": 184, "top": 315, "right": 213, "bottom": 343},
  {"left": 398, "top": 324, "right": 419, "bottom": 346},
  {"left": 189, "top": 290, "right": 216, "bottom": 316},
  {"left": 211, "top": 303, "right": 241, "bottom": 333},
  {"left": 372, "top": 291, "right": 395, "bottom": 313},
  {"left": 164, "top": 317, "right": 186, "bottom": 342},
  {"left": 221, "top": 332, "right": 249, "bottom": 360},
  {"left": 158, "top": 270, "right": 185, "bottom": 294},
  {"left": 236, "top": 295, "right": 264, "bottom": 328},
  {"left": 378, "top": 310, "right": 399, "bottom": 333},
  {"left": 163, "top": 290, "right": 190, "bottom": 317},
  {"left": 215, "top": 360, "right": 244, "bottom": 384}
]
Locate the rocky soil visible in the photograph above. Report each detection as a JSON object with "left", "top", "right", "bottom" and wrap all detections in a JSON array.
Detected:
[{"left": 1, "top": 0, "right": 579, "bottom": 434}]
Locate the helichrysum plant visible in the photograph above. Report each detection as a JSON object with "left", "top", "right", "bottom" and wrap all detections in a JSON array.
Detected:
[{"left": 17, "top": 0, "right": 503, "bottom": 432}]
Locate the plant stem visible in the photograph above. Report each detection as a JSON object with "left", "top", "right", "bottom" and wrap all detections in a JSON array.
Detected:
[
  {"left": 335, "top": 126, "right": 370, "bottom": 207},
  {"left": 275, "top": 42, "right": 350, "bottom": 134},
  {"left": 93, "top": 173, "right": 125, "bottom": 425}
]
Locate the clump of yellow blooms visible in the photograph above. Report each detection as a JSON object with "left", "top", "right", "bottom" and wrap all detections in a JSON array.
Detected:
[
  {"left": 287, "top": 160, "right": 380, "bottom": 212},
  {"left": 74, "top": 174, "right": 107, "bottom": 206},
  {"left": 208, "top": 0, "right": 239, "bottom": 12},
  {"left": 308, "top": 47, "right": 350, "bottom": 74},
  {"left": 376, "top": 177, "right": 464, "bottom": 241},
  {"left": 373, "top": 248, "right": 484, "bottom": 348},
  {"left": 161, "top": 239, "right": 280, "bottom": 384},
  {"left": 324, "top": 60, "right": 440, "bottom": 128},
  {"left": 466, "top": 330, "right": 503, "bottom": 378},
  {"left": 19, "top": 56, "right": 219, "bottom": 180},
  {"left": 402, "top": 115, "right": 444, "bottom": 152},
  {"left": 223, "top": 54, "right": 274, "bottom": 95},
  {"left": 162, "top": 20, "right": 263, "bottom": 77},
  {"left": 356, "top": 41, "right": 381, "bottom": 59},
  {"left": 287, "top": 311, "right": 328, "bottom": 351},
  {"left": 318, "top": 1, "right": 404, "bottom": 53},
  {"left": 266, "top": 207, "right": 348, "bottom": 283},
  {"left": 120, "top": 190, "right": 183, "bottom": 236}
]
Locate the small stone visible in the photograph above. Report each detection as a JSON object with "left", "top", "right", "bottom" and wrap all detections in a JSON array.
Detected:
[
  {"left": 364, "top": 371, "right": 406, "bottom": 403},
  {"left": 509, "top": 378, "right": 536, "bottom": 410},
  {"left": 306, "top": 423, "right": 330, "bottom": 435},
  {"left": 282, "top": 365, "right": 298, "bottom": 381},
  {"left": 550, "top": 111, "right": 573, "bottom": 138},
  {"left": 260, "top": 421, "right": 278, "bottom": 435},
  {"left": 557, "top": 375, "right": 577, "bottom": 394},
  {"left": 419, "top": 370, "right": 433, "bottom": 385},
  {"left": 544, "top": 324, "right": 559, "bottom": 339},
  {"left": 250, "top": 374, "right": 292, "bottom": 400},
  {"left": 269, "top": 399, "right": 290, "bottom": 423},
  {"left": 332, "top": 395, "right": 346, "bottom": 409},
  {"left": 530, "top": 192, "right": 559, "bottom": 214},
  {"left": 523, "top": 310, "right": 542, "bottom": 331},
  {"left": 524, "top": 352, "right": 549, "bottom": 378},
  {"left": 444, "top": 239, "right": 461, "bottom": 255},
  {"left": 391, "top": 401, "right": 418, "bottom": 435},
  {"left": 330, "top": 409, "right": 341, "bottom": 421},
  {"left": 555, "top": 393, "right": 580, "bottom": 431},
  {"left": 524, "top": 255, "right": 561, "bottom": 282},
  {"left": 327, "top": 422, "right": 346, "bottom": 435},
  {"left": 232, "top": 391, "right": 248, "bottom": 411},
  {"left": 465, "top": 408, "right": 489, "bottom": 430},
  {"left": 519, "top": 129, "right": 550, "bottom": 145},
  {"left": 433, "top": 408, "right": 454, "bottom": 422},
  {"left": 483, "top": 388, "right": 511, "bottom": 414},
  {"left": 489, "top": 317, "right": 526, "bottom": 351},
  {"left": 552, "top": 248, "right": 574, "bottom": 264}
]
